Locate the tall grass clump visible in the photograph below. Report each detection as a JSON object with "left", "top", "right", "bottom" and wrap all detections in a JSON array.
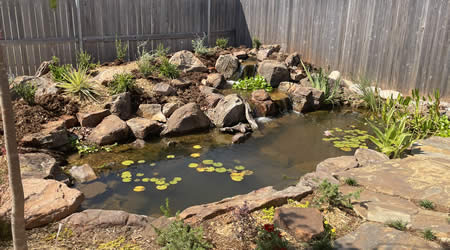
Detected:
[
  {"left": 301, "top": 60, "right": 340, "bottom": 104},
  {"left": 192, "top": 34, "right": 209, "bottom": 55},
  {"left": 58, "top": 68, "right": 98, "bottom": 101},
  {"left": 155, "top": 43, "right": 170, "bottom": 58},
  {"left": 357, "top": 77, "right": 382, "bottom": 113}
]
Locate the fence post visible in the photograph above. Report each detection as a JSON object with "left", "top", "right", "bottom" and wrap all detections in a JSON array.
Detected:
[
  {"left": 75, "top": 0, "right": 84, "bottom": 52},
  {"left": 207, "top": 0, "right": 212, "bottom": 46}
]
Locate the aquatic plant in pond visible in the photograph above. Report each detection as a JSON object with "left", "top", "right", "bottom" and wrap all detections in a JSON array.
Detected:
[
  {"left": 322, "top": 126, "right": 369, "bottom": 152},
  {"left": 233, "top": 75, "right": 273, "bottom": 92},
  {"left": 119, "top": 168, "right": 182, "bottom": 191}
]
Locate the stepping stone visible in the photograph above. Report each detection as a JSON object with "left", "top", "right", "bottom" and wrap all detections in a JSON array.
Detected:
[
  {"left": 274, "top": 207, "right": 324, "bottom": 242},
  {"left": 334, "top": 222, "right": 441, "bottom": 249}
]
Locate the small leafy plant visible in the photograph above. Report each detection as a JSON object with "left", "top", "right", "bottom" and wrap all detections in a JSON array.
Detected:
[
  {"left": 385, "top": 219, "right": 407, "bottom": 231},
  {"left": 344, "top": 178, "right": 358, "bottom": 186},
  {"left": 159, "top": 57, "right": 180, "bottom": 79},
  {"left": 301, "top": 60, "right": 340, "bottom": 104},
  {"left": 423, "top": 229, "right": 436, "bottom": 241},
  {"left": 59, "top": 67, "right": 98, "bottom": 101},
  {"left": 314, "top": 179, "right": 361, "bottom": 208},
  {"left": 215, "top": 37, "right": 228, "bottom": 49},
  {"left": 12, "top": 81, "right": 36, "bottom": 105},
  {"left": 261, "top": 206, "right": 275, "bottom": 221},
  {"left": 108, "top": 73, "right": 135, "bottom": 94},
  {"left": 71, "top": 138, "right": 117, "bottom": 155},
  {"left": 255, "top": 224, "right": 289, "bottom": 250},
  {"left": 252, "top": 37, "right": 262, "bottom": 49},
  {"left": 137, "top": 51, "right": 156, "bottom": 78},
  {"left": 419, "top": 200, "right": 434, "bottom": 210},
  {"left": 233, "top": 75, "right": 273, "bottom": 92},
  {"left": 155, "top": 43, "right": 170, "bottom": 58},
  {"left": 192, "top": 34, "right": 209, "bottom": 55},
  {"left": 49, "top": 56, "right": 72, "bottom": 82},
  {"left": 115, "top": 37, "right": 128, "bottom": 62},
  {"left": 160, "top": 198, "right": 172, "bottom": 217},
  {"left": 233, "top": 202, "right": 258, "bottom": 243},
  {"left": 76, "top": 50, "right": 97, "bottom": 71}
]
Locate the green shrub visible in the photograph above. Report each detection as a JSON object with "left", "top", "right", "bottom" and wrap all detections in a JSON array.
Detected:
[
  {"left": 255, "top": 224, "right": 289, "bottom": 250},
  {"left": 192, "top": 35, "right": 209, "bottom": 55},
  {"left": 233, "top": 75, "right": 272, "bottom": 92},
  {"left": 58, "top": 67, "right": 98, "bottom": 101},
  {"left": 301, "top": 60, "right": 340, "bottom": 104},
  {"left": 252, "top": 37, "right": 262, "bottom": 49},
  {"left": 314, "top": 179, "right": 361, "bottom": 208},
  {"left": 155, "top": 43, "right": 170, "bottom": 58},
  {"left": 12, "top": 81, "right": 36, "bottom": 105},
  {"left": 216, "top": 37, "right": 228, "bottom": 49},
  {"left": 49, "top": 56, "right": 72, "bottom": 82},
  {"left": 385, "top": 220, "right": 407, "bottom": 231},
  {"left": 76, "top": 50, "right": 97, "bottom": 71},
  {"left": 137, "top": 51, "right": 156, "bottom": 78},
  {"left": 423, "top": 229, "right": 436, "bottom": 241},
  {"left": 419, "top": 200, "right": 434, "bottom": 210},
  {"left": 344, "top": 178, "right": 358, "bottom": 186},
  {"left": 115, "top": 38, "right": 128, "bottom": 62},
  {"left": 108, "top": 73, "right": 135, "bottom": 95},
  {"left": 159, "top": 57, "right": 180, "bottom": 79}
]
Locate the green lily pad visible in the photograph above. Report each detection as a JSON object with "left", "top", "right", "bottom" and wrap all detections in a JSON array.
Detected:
[
  {"left": 205, "top": 167, "right": 215, "bottom": 172},
  {"left": 188, "top": 163, "right": 199, "bottom": 168},
  {"left": 173, "top": 177, "right": 182, "bottom": 182},
  {"left": 169, "top": 180, "right": 178, "bottom": 185},
  {"left": 136, "top": 173, "right": 144, "bottom": 177},
  {"left": 150, "top": 163, "right": 156, "bottom": 167},
  {"left": 235, "top": 165, "right": 245, "bottom": 170},
  {"left": 134, "top": 179, "right": 141, "bottom": 182},
  {"left": 155, "top": 180, "right": 165, "bottom": 185},
  {"left": 202, "top": 160, "right": 214, "bottom": 165},
  {"left": 142, "top": 178, "right": 150, "bottom": 182},
  {"left": 215, "top": 167, "right": 227, "bottom": 173},
  {"left": 213, "top": 162, "right": 223, "bottom": 167},
  {"left": 122, "top": 178, "right": 132, "bottom": 183},
  {"left": 156, "top": 185, "right": 167, "bottom": 190}
]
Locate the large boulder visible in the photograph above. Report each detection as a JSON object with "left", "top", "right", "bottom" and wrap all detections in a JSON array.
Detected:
[
  {"left": 257, "top": 60, "right": 289, "bottom": 88},
  {"left": 205, "top": 73, "right": 227, "bottom": 89},
  {"left": 136, "top": 104, "right": 166, "bottom": 123},
  {"left": 126, "top": 117, "right": 164, "bottom": 139},
  {"left": 169, "top": 50, "right": 207, "bottom": 73},
  {"left": 250, "top": 90, "right": 277, "bottom": 117},
  {"left": 21, "top": 120, "right": 69, "bottom": 149},
  {"left": 104, "top": 92, "right": 132, "bottom": 120},
  {"left": 161, "top": 103, "right": 211, "bottom": 136},
  {"left": 69, "top": 164, "right": 97, "bottom": 183},
  {"left": 87, "top": 115, "right": 130, "bottom": 146},
  {"left": 209, "top": 94, "right": 246, "bottom": 128},
  {"left": 13, "top": 76, "right": 60, "bottom": 99},
  {"left": 285, "top": 52, "right": 301, "bottom": 67},
  {"left": 0, "top": 179, "right": 84, "bottom": 229},
  {"left": 204, "top": 93, "right": 225, "bottom": 109},
  {"left": 256, "top": 45, "right": 281, "bottom": 61},
  {"left": 290, "top": 86, "right": 324, "bottom": 113},
  {"left": 19, "top": 153, "right": 60, "bottom": 179},
  {"left": 215, "top": 54, "right": 240, "bottom": 80},
  {"left": 76, "top": 109, "right": 111, "bottom": 128},
  {"left": 274, "top": 207, "right": 324, "bottom": 242},
  {"left": 63, "top": 209, "right": 149, "bottom": 229}
]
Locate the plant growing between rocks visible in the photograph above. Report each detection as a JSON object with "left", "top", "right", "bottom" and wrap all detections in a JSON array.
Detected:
[
  {"left": 357, "top": 77, "right": 382, "bottom": 113},
  {"left": 59, "top": 67, "right": 98, "bottom": 102},
  {"left": 344, "top": 178, "right": 358, "bottom": 186},
  {"left": 12, "top": 81, "right": 36, "bottom": 105},
  {"left": 215, "top": 37, "right": 228, "bottom": 49},
  {"left": 155, "top": 43, "right": 170, "bottom": 58},
  {"left": 233, "top": 75, "right": 272, "bottom": 92},
  {"left": 255, "top": 224, "right": 289, "bottom": 250},
  {"left": 49, "top": 56, "right": 72, "bottom": 82},
  {"left": 159, "top": 57, "right": 180, "bottom": 79},
  {"left": 422, "top": 229, "right": 436, "bottom": 241},
  {"left": 301, "top": 60, "right": 340, "bottom": 105},
  {"left": 314, "top": 179, "right": 361, "bottom": 209},
  {"left": 115, "top": 37, "right": 128, "bottom": 62},
  {"left": 108, "top": 73, "right": 135, "bottom": 95},
  {"left": 192, "top": 34, "right": 209, "bottom": 56},
  {"left": 252, "top": 37, "right": 262, "bottom": 49},
  {"left": 385, "top": 219, "right": 407, "bottom": 231},
  {"left": 419, "top": 200, "right": 434, "bottom": 210},
  {"left": 76, "top": 50, "right": 97, "bottom": 71},
  {"left": 233, "top": 202, "right": 258, "bottom": 243}
]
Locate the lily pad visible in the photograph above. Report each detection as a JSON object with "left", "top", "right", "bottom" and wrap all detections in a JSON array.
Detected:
[
  {"left": 136, "top": 173, "right": 144, "bottom": 177},
  {"left": 150, "top": 178, "right": 158, "bottom": 182},
  {"left": 197, "top": 167, "right": 206, "bottom": 172},
  {"left": 150, "top": 163, "right": 156, "bottom": 167},
  {"left": 133, "top": 186, "right": 145, "bottom": 192},
  {"left": 230, "top": 175, "right": 244, "bottom": 182},
  {"left": 155, "top": 180, "right": 165, "bottom": 185},
  {"left": 156, "top": 185, "right": 167, "bottom": 190},
  {"left": 188, "top": 163, "right": 199, "bottom": 168},
  {"left": 134, "top": 179, "right": 141, "bottom": 182},
  {"left": 137, "top": 160, "right": 146, "bottom": 164},
  {"left": 205, "top": 167, "right": 215, "bottom": 172},
  {"left": 166, "top": 155, "right": 175, "bottom": 159},
  {"left": 202, "top": 160, "right": 214, "bottom": 165},
  {"left": 341, "top": 147, "right": 352, "bottom": 152},
  {"left": 121, "top": 160, "right": 134, "bottom": 166},
  {"left": 169, "top": 180, "right": 178, "bottom": 185},
  {"left": 142, "top": 178, "right": 150, "bottom": 182},
  {"left": 213, "top": 162, "right": 223, "bottom": 167},
  {"left": 193, "top": 145, "right": 202, "bottom": 149},
  {"left": 122, "top": 178, "right": 132, "bottom": 183},
  {"left": 190, "top": 153, "right": 201, "bottom": 158},
  {"left": 121, "top": 171, "right": 132, "bottom": 178},
  {"left": 173, "top": 177, "right": 182, "bottom": 182},
  {"left": 242, "top": 170, "right": 254, "bottom": 176},
  {"left": 235, "top": 165, "right": 245, "bottom": 170},
  {"left": 215, "top": 167, "right": 227, "bottom": 173}
]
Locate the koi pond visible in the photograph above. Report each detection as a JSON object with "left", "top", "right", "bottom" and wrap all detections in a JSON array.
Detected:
[{"left": 70, "top": 110, "right": 370, "bottom": 216}]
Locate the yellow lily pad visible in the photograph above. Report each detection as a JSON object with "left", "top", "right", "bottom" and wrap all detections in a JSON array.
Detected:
[
  {"left": 197, "top": 167, "right": 206, "bottom": 172},
  {"left": 121, "top": 171, "right": 132, "bottom": 177},
  {"left": 235, "top": 165, "right": 245, "bottom": 170},
  {"left": 206, "top": 167, "right": 215, "bottom": 172},
  {"left": 150, "top": 178, "right": 158, "bottom": 182},
  {"left": 213, "top": 162, "right": 223, "bottom": 167},
  {"left": 230, "top": 176, "right": 244, "bottom": 182},
  {"left": 156, "top": 185, "right": 167, "bottom": 190},
  {"left": 134, "top": 179, "right": 141, "bottom": 182},
  {"left": 133, "top": 186, "right": 145, "bottom": 192},
  {"left": 215, "top": 167, "right": 227, "bottom": 173},
  {"left": 190, "top": 153, "right": 201, "bottom": 158},
  {"left": 166, "top": 155, "right": 175, "bottom": 159},
  {"left": 231, "top": 172, "right": 245, "bottom": 177},
  {"left": 173, "top": 177, "right": 182, "bottom": 182},
  {"left": 136, "top": 173, "right": 144, "bottom": 177},
  {"left": 150, "top": 163, "right": 156, "bottom": 167},
  {"left": 202, "top": 160, "right": 214, "bottom": 165},
  {"left": 155, "top": 180, "right": 165, "bottom": 185},
  {"left": 142, "top": 178, "right": 150, "bottom": 182},
  {"left": 122, "top": 178, "right": 132, "bottom": 183},
  {"left": 341, "top": 147, "right": 352, "bottom": 152},
  {"left": 137, "top": 160, "right": 146, "bottom": 164},
  {"left": 169, "top": 180, "right": 178, "bottom": 185},
  {"left": 188, "top": 163, "right": 199, "bottom": 168},
  {"left": 193, "top": 145, "right": 202, "bottom": 149},
  {"left": 121, "top": 160, "right": 134, "bottom": 166}
]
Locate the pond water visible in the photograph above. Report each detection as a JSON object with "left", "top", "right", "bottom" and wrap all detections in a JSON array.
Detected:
[{"left": 71, "top": 110, "right": 369, "bottom": 217}]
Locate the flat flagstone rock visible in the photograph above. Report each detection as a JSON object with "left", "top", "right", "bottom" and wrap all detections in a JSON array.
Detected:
[
  {"left": 298, "top": 171, "right": 339, "bottom": 189},
  {"left": 0, "top": 179, "right": 84, "bottom": 229},
  {"left": 274, "top": 207, "right": 324, "bottom": 242},
  {"left": 334, "top": 222, "right": 441, "bottom": 249},
  {"left": 315, "top": 156, "right": 359, "bottom": 176},
  {"left": 411, "top": 210, "right": 450, "bottom": 241},
  {"left": 179, "top": 185, "right": 312, "bottom": 224},
  {"left": 354, "top": 148, "right": 389, "bottom": 167},
  {"left": 337, "top": 156, "right": 450, "bottom": 212},
  {"left": 63, "top": 209, "right": 149, "bottom": 229},
  {"left": 412, "top": 136, "right": 450, "bottom": 161}
]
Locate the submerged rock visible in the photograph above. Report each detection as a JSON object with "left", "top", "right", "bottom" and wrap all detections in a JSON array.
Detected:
[
  {"left": 169, "top": 50, "right": 207, "bottom": 73},
  {"left": 161, "top": 103, "right": 211, "bottom": 136},
  {"left": 220, "top": 123, "right": 251, "bottom": 134},
  {"left": 0, "top": 179, "right": 84, "bottom": 229},
  {"left": 257, "top": 60, "right": 290, "bottom": 88},
  {"left": 209, "top": 94, "right": 246, "bottom": 128},
  {"left": 232, "top": 132, "right": 252, "bottom": 144},
  {"left": 215, "top": 54, "right": 240, "bottom": 80},
  {"left": 69, "top": 164, "right": 97, "bottom": 183},
  {"left": 87, "top": 115, "right": 130, "bottom": 146}
]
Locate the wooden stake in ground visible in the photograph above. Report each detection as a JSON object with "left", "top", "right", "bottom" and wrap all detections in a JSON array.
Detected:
[{"left": 0, "top": 37, "right": 28, "bottom": 249}]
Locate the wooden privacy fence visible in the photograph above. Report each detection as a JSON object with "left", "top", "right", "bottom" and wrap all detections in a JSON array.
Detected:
[
  {"left": 0, "top": 0, "right": 237, "bottom": 76},
  {"left": 236, "top": 0, "right": 450, "bottom": 98}
]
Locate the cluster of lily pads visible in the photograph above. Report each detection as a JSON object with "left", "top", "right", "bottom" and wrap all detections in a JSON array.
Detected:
[{"left": 322, "top": 126, "right": 369, "bottom": 152}]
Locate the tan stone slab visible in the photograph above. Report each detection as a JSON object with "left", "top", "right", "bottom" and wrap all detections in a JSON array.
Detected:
[
  {"left": 412, "top": 210, "right": 450, "bottom": 241},
  {"left": 412, "top": 137, "right": 450, "bottom": 160},
  {"left": 338, "top": 156, "right": 450, "bottom": 212}
]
